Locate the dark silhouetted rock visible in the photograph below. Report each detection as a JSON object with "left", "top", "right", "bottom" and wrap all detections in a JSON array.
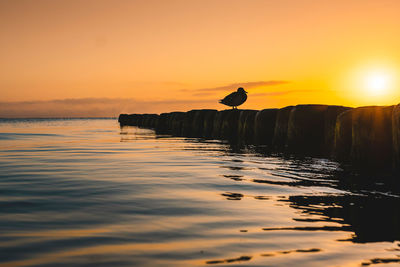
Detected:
[
  {"left": 169, "top": 112, "right": 186, "bottom": 136},
  {"left": 119, "top": 103, "right": 399, "bottom": 172},
  {"left": 212, "top": 110, "right": 239, "bottom": 139},
  {"left": 181, "top": 110, "right": 197, "bottom": 137},
  {"left": 119, "top": 113, "right": 160, "bottom": 127},
  {"left": 254, "top": 109, "right": 278, "bottom": 145},
  {"left": 199, "top": 110, "right": 218, "bottom": 138},
  {"left": 156, "top": 113, "right": 172, "bottom": 134},
  {"left": 190, "top": 109, "right": 218, "bottom": 138},
  {"left": 350, "top": 106, "right": 394, "bottom": 170},
  {"left": 324, "top": 106, "right": 352, "bottom": 156},
  {"left": 213, "top": 109, "right": 241, "bottom": 140},
  {"left": 220, "top": 109, "right": 241, "bottom": 140},
  {"left": 119, "top": 114, "right": 138, "bottom": 126},
  {"left": 140, "top": 114, "right": 158, "bottom": 128},
  {"left": 136, "top": 114, "right": 144, "bottom": 127},
  {"left": 182, "top": 109, "right": 219, "bottom": 138},
  {"left": 287, "top": 105, "right": 329, "bottom": 155},
  {"left": 333, "top": 109, "right": 353, "bottom": 162},
  {"left": 118, "top": 114, "right": 130, "bottom": 125},
  {"left": 273, "top": 106, "right": 294, "bottom": 149},
  {"left": 238, "top": 110, "right": 258, "bottom": 143},
  {"left": 147, "top": 114, "right": 159, "bottom": 128},
  {"left": 211, "top": 111, "right": 224, "bottom": 139},
  {"left": 393, "top": 104, "right": 400, "bottom": 171}
]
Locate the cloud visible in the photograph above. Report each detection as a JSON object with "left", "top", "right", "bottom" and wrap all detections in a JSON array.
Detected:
[
  {"left": 0, "top": 86, "right": 312, "bottom": 118},
  {"left": 181, "top": 81, "right": 289, "bottom": 94},
  {"left": 251, "top": 89, "right": 317, "bottom": 97},
  {"left": 0, "top": 98, "right": 218, "bottom": 118}
]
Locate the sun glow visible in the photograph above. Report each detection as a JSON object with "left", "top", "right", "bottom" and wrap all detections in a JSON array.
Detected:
[
  {"left": 340, "top": 63, "right": 400, "bottom": 106},
  {"left": 364, "top": 72, "right": 392, "bottom": 96}
]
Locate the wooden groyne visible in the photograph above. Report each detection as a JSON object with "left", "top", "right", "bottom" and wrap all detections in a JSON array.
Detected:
[{"left": 119, "top": 104, "right": 400, "bottom": 173}]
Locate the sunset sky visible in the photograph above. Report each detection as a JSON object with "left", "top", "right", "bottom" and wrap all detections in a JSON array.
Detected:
[{"left": 1, "top": 0, "right": 400, "bottom": 117}]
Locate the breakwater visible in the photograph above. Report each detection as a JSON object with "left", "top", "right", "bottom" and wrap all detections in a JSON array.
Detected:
[{"left": 119, "top": 104, "right": 400, "bottom": 172}]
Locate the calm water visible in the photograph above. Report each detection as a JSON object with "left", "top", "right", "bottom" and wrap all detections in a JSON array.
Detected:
[{"left": 0, "top": 118, "right": 400, "bottom": 267}]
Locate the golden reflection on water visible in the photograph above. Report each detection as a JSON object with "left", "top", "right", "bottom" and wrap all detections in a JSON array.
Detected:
[{"left": 1, "top": 119, "right": 400, "bottom": 267}]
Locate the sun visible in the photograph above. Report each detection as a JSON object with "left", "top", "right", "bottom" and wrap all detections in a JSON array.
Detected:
[
  {"left": 340, "top": 62, "right": 400, "bottom": 106},
  {"left": 364, "top": 72, "right": 391, "bottom": 96}
]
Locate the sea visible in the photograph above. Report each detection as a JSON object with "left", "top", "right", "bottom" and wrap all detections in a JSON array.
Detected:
[{"left": 0, "top": 118, "right": 399, "bottom": 267}]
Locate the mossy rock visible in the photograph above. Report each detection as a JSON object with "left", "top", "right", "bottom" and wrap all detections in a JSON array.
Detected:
[
  {"left": 148, "top": 114, "right": 159, "bottom": 128},
  {"left": 201, "top": 110, "right": 218, "bottom": 138},
  {"left": 393, "top": 104, "right": 400, "bottom": 171},
  {"left": 350, "top": 106, "right": 394, "bottom": 170},
  {"left": 273, "top": 106, "right": 294, "bottom": 149},
  {"left": 333, "top": 109, "right": 353, "bottom": 162},
  {"left": 191, "top": 109, "right": 217, "bottom": 138},
  {"left": 156, "top": 113, "right": 172, "bottom": 134},
  {"left": 212, "top": 110, "right": 237, "bottom": 139},
  {"left": 287, "top": 105, "right": 329, "bottom": 155},
  {"left": 142, "top": 114, "right": 159, "bottom": 128},
  {"left": 135, "top": 114, "right": 144, "bottom": 127},
  {"left": 324, "top": 106, "right": 352, "bottom": 156},
  {"left": 211, "top": 111, "right": 223, "bottom": 139},
  {"left": 118, "top": 114, "right": 141, "bottom": 126},
  {"left": 169, "top": 112, "right": 186, "bottom": 136},
  {"left": 181, "top": 110, "right": 197, "bottom": 137},
  {"left": 118, "top": 114, "right": 130, "bottom": 125},
  {"left": 238, "top": 110, "right": 258, "bottom": 143},
  {"left": 139, "top": 114, "right": 158, "bottom": 128},
  {"left": 254, "top": 109, "right": 278, "bottom": 145},
  {"left": 213, "top": 109, "right": 241, "bottom": 140}
]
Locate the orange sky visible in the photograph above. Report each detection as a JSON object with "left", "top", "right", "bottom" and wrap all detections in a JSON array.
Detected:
[{"left": 1, "top": 0, "right": 400, "bottom": 117}]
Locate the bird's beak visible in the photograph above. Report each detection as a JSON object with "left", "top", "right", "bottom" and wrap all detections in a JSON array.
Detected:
[{"left": 245, "top": 90, "right": 248, "bottom": 93}]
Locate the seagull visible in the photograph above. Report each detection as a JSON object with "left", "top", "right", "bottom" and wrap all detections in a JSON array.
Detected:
[{"left": 219, "top": 87, "right": 248, "bottom": 109}]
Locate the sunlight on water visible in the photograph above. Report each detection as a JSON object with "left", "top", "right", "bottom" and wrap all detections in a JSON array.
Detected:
[{"left": 1, "top": 119, "right": 400, "bottom": 267}]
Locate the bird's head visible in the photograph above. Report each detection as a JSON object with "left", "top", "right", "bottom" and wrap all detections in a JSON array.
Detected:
[{"left": 237, "top": 87, "right": 247, "bottom": 94}]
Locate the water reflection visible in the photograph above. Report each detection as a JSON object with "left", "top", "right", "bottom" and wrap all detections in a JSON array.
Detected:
[
  {"left": 1, "top": 122, "right": 400, "bottom": 266},
  {"left": 361, "top": 257, "right": 400, "bottom": 266},
  {"left": 221, "top": 174, "right": 243, "bottom": 181},
  {"left": 206, "top": 248, "right": 324, "bottom": 265},
  {"left": 201, "top": 137, "right": 400, "bottom": 265},
  {"left": 138, "top": 125, "right": 400, "bottom": 254},
  {"left": 221, "top": 192, "right": 243, "bottom": 200},
  {"left": 282, "top": 194, "right": 400, "bottom": 243},
  {"left": 206, "top": 255, "right": 252, "bottom": 265}
]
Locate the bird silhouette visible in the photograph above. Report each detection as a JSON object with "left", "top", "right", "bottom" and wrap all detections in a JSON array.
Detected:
[{"left": 219, "top": 87, "right": 247, "bottom": 109}]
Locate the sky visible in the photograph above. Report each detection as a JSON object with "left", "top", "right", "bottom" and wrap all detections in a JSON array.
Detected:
[{"left": 1, "top": 0, "right": 400, "bottom": 117}]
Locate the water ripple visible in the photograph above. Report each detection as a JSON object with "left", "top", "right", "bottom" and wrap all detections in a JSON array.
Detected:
[{"left": 1, "top": 119, "right": 400, "bottom": 266}]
